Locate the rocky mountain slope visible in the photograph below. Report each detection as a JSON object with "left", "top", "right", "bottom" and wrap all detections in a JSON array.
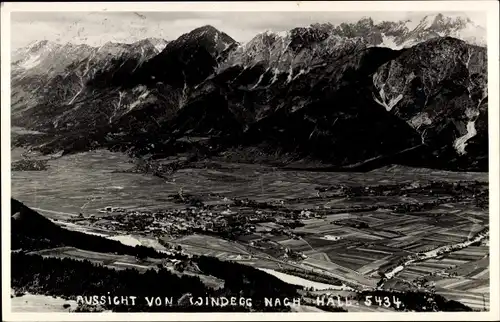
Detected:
[
  {"left": 11, "top": 38, "right": 168, "bottom": 125},
  {"left": 11, "top": 16, "right": 488, "bottom": 172},
  {"left": 372, "top": 37, "right": 488, "bottom": 170}
]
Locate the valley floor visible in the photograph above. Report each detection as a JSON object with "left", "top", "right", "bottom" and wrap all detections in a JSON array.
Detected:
[{"left": 10, "top": 148, "right": 490, "bottom": 312}]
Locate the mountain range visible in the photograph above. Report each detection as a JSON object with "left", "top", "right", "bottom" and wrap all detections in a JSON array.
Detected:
[{"left": 11, "top": 14, "right": 488, "bottom": 172}]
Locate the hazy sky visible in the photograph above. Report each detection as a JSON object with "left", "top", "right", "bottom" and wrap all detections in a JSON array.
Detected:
[{"left": 11, "top": 11, "right": 487, "bottom": 50}]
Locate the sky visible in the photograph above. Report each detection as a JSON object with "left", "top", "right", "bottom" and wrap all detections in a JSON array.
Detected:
[{"left": 11, "top": 11, "right": 487, "bottom": 50}]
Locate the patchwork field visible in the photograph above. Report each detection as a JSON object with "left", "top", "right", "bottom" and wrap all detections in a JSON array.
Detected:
[
  {"left": 392, "top": 242, "right": 490, "bottom": 310},
  {"left": 12, "top": 149, "right": 490, "bottom": 311}
]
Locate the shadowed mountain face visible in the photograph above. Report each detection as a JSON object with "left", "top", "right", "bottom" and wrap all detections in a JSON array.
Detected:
[
  {"left": 371, "top": 37, "right": 488, "bottom": 170},
  {"left": 10, "top": 18, "right": 488, "bottom": 172}
]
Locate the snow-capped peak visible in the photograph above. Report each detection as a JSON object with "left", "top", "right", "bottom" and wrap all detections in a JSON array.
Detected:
[
  {"left": 324, "top": 13, "right": 486, "bottom": 49},
  {"left": 12, "top": 40, "right": 62, "bottom": 69}
]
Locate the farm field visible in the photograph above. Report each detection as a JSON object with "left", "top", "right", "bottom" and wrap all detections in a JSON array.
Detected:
[
  {"left": 30, "top": 247, "right": 163, "bottom": 272},
  {"left": 391, "top": 242, "right": 490, "bottom": 310},
  {"left": 28, "top": 246, "right": 226, "bottom": 289},
  {"left": 396, "top": 247, "right": 489, "bottom": 284},
  {"left": 11, "top": 149, "right": 488, "bottom": 219},
  {"left": 168, "top": 234, "right": 251, "bottom": 257},
  {"left": 11, "top": 148, "right": 490, "bottom": 310},
  {"left": 301, "top": 257, "right": 378, "bottom": 289}
]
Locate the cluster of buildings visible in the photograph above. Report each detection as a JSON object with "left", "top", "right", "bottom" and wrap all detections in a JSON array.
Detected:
[{"left": 79, "top": 205, "right": 317, "bottom": 241}]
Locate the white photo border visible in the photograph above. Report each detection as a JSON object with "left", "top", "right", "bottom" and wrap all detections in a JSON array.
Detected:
[{"left": 1, "top": 1, "right": 499, "bottom": 321}]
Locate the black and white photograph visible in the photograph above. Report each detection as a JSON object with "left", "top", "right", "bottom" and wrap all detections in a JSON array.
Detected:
[{"left": 1, "top": 1, "right": 499, "bottom": 320}]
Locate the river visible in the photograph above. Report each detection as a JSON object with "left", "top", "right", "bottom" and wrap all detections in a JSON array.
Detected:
[{"left": 384, "top": 230, "right": 489, "bottom": 279}]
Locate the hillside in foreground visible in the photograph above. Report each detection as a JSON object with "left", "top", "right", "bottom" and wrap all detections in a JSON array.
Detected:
[{"left": 11, "top": 198, "right": 303, "bottom": 312}]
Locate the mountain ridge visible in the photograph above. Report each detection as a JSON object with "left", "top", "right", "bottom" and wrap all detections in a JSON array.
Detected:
[
  {"left": 10, "top": 16, "right": 488, "bottom": 172},
  {"left": 311, "top": 13, "right": 485, "bottom": 49}
]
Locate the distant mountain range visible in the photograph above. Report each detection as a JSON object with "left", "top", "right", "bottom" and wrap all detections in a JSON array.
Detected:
[
  {"left": 316, "top": 13, "right": 486, "bottom": 48},
  {"left": 11, "top": 14, "right": 488, "bottom": 172}
]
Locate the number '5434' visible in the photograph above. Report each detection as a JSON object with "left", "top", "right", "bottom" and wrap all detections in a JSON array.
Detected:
[{"left": 364, "top": 295, "right": 402, "bottom": 308}]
